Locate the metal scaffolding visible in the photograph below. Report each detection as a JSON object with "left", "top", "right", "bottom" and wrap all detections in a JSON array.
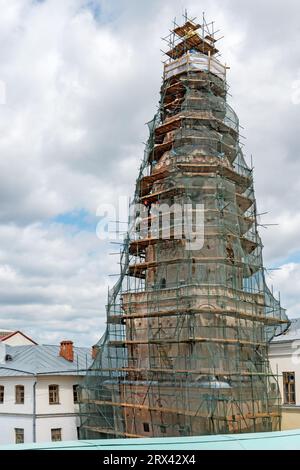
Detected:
[{"left": 79, "top": 14, "right": 289, "bottom": 439}]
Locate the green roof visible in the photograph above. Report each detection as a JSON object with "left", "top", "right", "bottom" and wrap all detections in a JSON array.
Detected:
[{"left": 1, "top": 429, "right": 300, "bottom": 450}]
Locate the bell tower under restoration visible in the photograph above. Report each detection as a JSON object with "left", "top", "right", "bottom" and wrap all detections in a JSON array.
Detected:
[{"left": 80, "top": 15, "right": 289, "bottom": 439}]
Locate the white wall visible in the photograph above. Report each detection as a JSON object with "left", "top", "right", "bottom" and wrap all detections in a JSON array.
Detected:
[
  {"left": 0, "top": 416, "right": 33, "bottom": 445},
  {"left": 36, "top": 416, "right": 79, "bottom": 443},
  {"left": 36, "top": 376, "right": 80, "bottom": 414},
  {"left": 269, "top": 342, "right": 300, "bottom": 405},
  {"left": 0, "top": 375, "right": 83, "bottom": 444},
  {"left": 2, "top": 333, "right": 35, "bottom": 346},
  {"left": 0, "top": 376, "right": 34, "bottom": 414}
]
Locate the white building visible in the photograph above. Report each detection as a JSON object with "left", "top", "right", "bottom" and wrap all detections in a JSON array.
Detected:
[
  {"left": 269, "top": 318, "right": 300, "bottom": 430},
  {"left": 0, "top": 340, "right": 92, "bottom": 445},
  {"left": 0, "top": 330, "right": 36, "bottom": 346}
]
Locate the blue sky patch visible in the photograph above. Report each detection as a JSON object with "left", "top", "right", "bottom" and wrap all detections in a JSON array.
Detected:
[{"left": 52, "top": 209, "right": 97, "bottom": 233}]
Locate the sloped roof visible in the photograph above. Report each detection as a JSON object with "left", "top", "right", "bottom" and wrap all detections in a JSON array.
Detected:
[
  {"left": 0, "top": 344, "right": 92, "bottom": 377},
  {"left": 0, "top": 330, "right": 37, "bottom": 345},
  {"left": 271, "top": 317, "right": 300, "bottom": 343}
]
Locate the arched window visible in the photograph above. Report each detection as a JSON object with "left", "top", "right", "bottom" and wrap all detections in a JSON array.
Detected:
[
  {"left": 15, "top": 385, "right": 24, "bottom": 404},
  {"left": 160, "top": 278, "right": 166, "bottom": 289}
]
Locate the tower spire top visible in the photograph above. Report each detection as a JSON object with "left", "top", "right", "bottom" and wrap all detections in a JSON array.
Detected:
[{"left": 164, "top": 14, "right": 219, "bottom": 60}]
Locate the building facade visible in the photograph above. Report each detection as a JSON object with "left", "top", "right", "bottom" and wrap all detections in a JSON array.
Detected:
[
  {"left": 0, "top": 341, "right": 92, "bottom": 445},
  {"left": 269, "top": 318, "right": 300, "bottom": 430}
]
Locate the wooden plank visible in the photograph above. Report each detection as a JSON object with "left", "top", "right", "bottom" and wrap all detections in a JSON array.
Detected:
[
  {"left": 154, "top": 111, "right": 238, "bottom": 138},
  {"left": 80, "top": 366, "right": 281, "bottom": 377},
  {"left": 241, "top": 237, "right": 258, "bottom": 254},
  {"left": 82, "top": 399, "right": 279, "bottom": 422},
  {"left": 163, "top": 81, "right": 185, "bottom": 94},
  {"left": 129, "top": 237, "right": 158, "bottom": 255},
  {"left": 173, "top": 21, "right": 201, "bottom": 37},
  {"left": 163, "top": 97, "right": 184, "bottom": 109},
  {"left": 128, "top": 256, "right": 260, "bottom": 276},
  {"left": 151, "top": 140, "right": 173, "bottom": 161},
  {"left": 85, "top": 366, "right": 283, "bottom": 377},
  {"left": 155, "top": 116, "right": 181, "bottom": 136},
  {"left": 139, "top": 186, "right": 184, "bottom": 203},
  {"left": 109, "top": 337, "right": 267, "bottom": 347},
  {"left": 108, "top": 307, "right": 288, "bottom": 326},
  {"left": 139, "top": 168, "right": 170, "bottom": 195},
  {"left": 175, "top": 163, "right": 251, "bottom": 192},
  {"left": 165, "top": 35, "right": 219, "bottom": 60},
  {"left": 140, "top": 168, "right": 170, "bottom": 185},
  {"left": 82, "top": 425, "right": 143, "bottom": 438},
  {"left": 82, "top": 399, "right": 237, "bottom": 421},
  {"left": 236, "top": 193, "right": 253, "bottom": 212},
  {"left": 205, "top": 34, "right": 217, "bottom": 43}
]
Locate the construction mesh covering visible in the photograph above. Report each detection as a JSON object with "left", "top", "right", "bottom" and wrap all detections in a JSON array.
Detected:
[{"left": 79, "top": 17, "right": 289, "bottom": 439}]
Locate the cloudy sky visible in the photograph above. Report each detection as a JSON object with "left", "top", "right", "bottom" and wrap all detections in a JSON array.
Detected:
[{"left": 0, "top": 0, "right": 299, "bottom": 346}]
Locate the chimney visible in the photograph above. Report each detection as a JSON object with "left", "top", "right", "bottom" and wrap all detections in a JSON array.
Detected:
[
  {"left": 92, "top": 344, "right": 99, "bottom": 360},
  {"left": 59, "top": 340, "right": 74, "bottom": 362}
]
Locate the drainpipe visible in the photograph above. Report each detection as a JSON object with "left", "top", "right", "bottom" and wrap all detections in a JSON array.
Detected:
[{"left": 33, "top": 380, "right": 37, "bottom": 442}]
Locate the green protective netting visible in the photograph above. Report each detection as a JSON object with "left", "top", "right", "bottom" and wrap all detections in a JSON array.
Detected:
[{"left": 79, "top": 40, "right": 289, "bottom": 440}]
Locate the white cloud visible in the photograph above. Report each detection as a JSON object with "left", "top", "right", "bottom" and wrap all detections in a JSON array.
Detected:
[
  {"left": 0, "top": 0, "right": 299, "bottom": 347},
  {"left": 0, "top": 264, "right": 17, "bottom": 282},
  {"left": 268, "top": 263, "right": 300, "bottom": 318},
  {"left": 0, "top": 221, "right": 114, "bottom": 345}
]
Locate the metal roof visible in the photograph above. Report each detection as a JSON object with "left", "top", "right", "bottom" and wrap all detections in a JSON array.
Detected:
[
  {"left": 0, "top": 344, "right": 92, "bottom": 377},
  {"left": 1, "top": 428, "right": 300, "bottom": 450},
  {"left": 271, "top": 317, "right": 300, "bottom": 343}
]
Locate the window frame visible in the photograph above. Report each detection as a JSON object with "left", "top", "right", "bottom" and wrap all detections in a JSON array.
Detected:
[
  {"left": 160, "top": 425, "right": 167, "bottom": 434},
  {"left": 143, "top": 422, "right": 150, "bottom": 433},
  {"left": 73, "top": 384, "right": 79, "bottom": 404},
  {"left": 15, "top": 428, "right": 24, "bottom": 444},
  {"left": 0, "top": 385, "right": 4, "bottom": 404},
  {"left": 15, "top": 385, "right": 25, "bottom": 404},
  {"left": 48, "top": 384, "right": 60, "bottom": 405},
  {"left": 283, "top": 371, "right": 296, "bottom": 405},
  {"left": 51, "top": 428, "right": 62, "bottom": 442}
]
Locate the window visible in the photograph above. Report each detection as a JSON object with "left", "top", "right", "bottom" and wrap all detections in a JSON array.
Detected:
[
  {"left": 49, "top": 384, "right": 59, "bottom": 404},
  {"left": 73, "top": 384, "right": 79, "bottom": 404},
  {"left": 51, "top": 428, "right": 62, "bottom": 442},
  {"left": 15, "top": 385, "right": 24, "bottom": 404},
  {"left": 0, "top": 385, "right": 4, "bottom": 404},
  {"left": 160, "top": 425, "right": 167, "bottom": 434},
  {"left": 179, "top": 425, "right": 190, "bottom": 436},
  {"left": 15, "top": 428, "right": 24, "bottom": 444},
  {"left": 143, "top": 422, "right": 150, "bottom": 432},
  {"left": 283, "top": 372, "right": 296, "bottom": 404}
]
